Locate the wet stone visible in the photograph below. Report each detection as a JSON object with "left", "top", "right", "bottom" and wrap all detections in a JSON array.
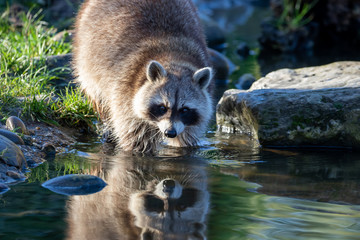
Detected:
[
  {"left": 0, "top": 135, "right": 27, "bottom": 169},
  {"left": 41, "top": 143, "right": 56, "bottom": 157},
  {"left": 42, "top": 174, "right": 107, "bottom": 196},
  {"left": 6, "top": 116, "right": 29, "bottom": 135},
  {"left": 217, "top": 61, "right": 360, "bottom": 149},
  {"left": 236, "top": 73, "right": 256, "bottom": 90},
  {"left": 6, "top": 170, "right": 23, "bottom": 180},
  {"left": 22, "top": 135, "right": 33, "bottom": 145},
  {"left": 0, "top": 129, "right": 24, "bottom": 145}
]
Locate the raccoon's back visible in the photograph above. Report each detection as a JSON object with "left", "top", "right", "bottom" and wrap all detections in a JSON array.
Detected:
[{"left": 73, "top": 0, "right": 207, "bottom": 81}]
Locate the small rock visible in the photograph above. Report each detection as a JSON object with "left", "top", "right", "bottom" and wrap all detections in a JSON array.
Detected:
[
  {"left": 0, "top": 129, "right": 24, "bottom": 145},
  {"left": 0, "top": 183, "right": 10, "bottom": 194},
  {"left": 236, "top": 73, "right": 256, "bottom": 90},
  {"left": 42, "top": 174, "right": 107, "bottom": 196},
  {"left": 6, "top": 170, "right": 23, "bottom": 180},
  {"left": 6, "top": 116, "right": 29, "bottom": 135},
  {"left": 41, "top": 143, "right": 56, "bottom": 157},
  {"left": 0, "top": 135, "right": 27, "bottom": 169},
  {"left": 22, "top": 135, "right": 33, "bottom": 145}
]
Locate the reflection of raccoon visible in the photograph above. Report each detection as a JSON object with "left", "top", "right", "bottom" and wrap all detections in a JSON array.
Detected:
[
  {"left": 66, "top": 155, "right": 209, "bottom": 240},
  {"left": 73, "top": 0, "right": 214, "bottom": 153}
]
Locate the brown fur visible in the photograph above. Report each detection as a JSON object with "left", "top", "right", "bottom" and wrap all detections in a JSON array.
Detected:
[{"left": 73, "top": 0, "right": 213, "bottom": 153}]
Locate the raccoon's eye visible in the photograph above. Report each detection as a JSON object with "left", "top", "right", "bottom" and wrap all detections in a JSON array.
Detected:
[
  {"left": 158, "top": 105, "right": 167, "bottom": 114},
  {"left": 179, "top": 107, "right": 189, "bottom": 114}
]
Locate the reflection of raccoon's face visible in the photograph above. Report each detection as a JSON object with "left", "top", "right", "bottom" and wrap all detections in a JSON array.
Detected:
[{"left": 129, "top": 175, "right": 209, "bottom": 239}]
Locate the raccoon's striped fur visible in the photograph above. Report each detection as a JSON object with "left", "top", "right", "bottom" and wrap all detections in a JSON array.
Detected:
[{"left": 73, "top": 0, "right": 214, "bottom": 153}]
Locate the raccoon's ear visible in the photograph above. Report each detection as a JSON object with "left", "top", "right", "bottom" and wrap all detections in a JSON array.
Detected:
[
  {"left": 146, "top": 61, "right": 167, "bottom": 82},
  {"left": 193, "top": 67, "right": 213, "bottom": 90}
]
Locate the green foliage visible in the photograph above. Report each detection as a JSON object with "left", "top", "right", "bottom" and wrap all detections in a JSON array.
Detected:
[
  {"left": 276, "top": 0, "right": 318, "bottom": 31},
  {"left": 0, "top": 8, "right": 97, "bottom": 129},
  {"left": 53, "top": 153, "right": 93, "bottom": 176},
  {"left": 52, "top": 86, "right": 97, "bottom": 129}
]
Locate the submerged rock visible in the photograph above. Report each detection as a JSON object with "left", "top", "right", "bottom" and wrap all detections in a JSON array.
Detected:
[
  {"left": 0, "top": 135, "right": 27, "bottom": 169},
  {"left": 42, "top": 174, "right": 107, "bottom": 196},
  {"left": 217, "top": 61, "right": 360, "bottom": 149}
]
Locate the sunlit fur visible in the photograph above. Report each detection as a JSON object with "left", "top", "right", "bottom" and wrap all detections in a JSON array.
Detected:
[{"left": 73, "top": 0, "right": 214, "bottom": 153}]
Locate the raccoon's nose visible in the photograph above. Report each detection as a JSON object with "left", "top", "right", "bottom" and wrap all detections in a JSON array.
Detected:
[
  {"left": 164, "top": 128, "right": 177, "bottom": 138},
  {"left": 163, "top": 179, "right": 175, "bottom": 194}
]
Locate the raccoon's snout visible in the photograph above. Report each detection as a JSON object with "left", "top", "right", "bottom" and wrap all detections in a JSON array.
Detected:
[
  {"left": 164, "top": 128, "right": 177, "bottom": 138},
  {"left": 163, "top": 179, "right": 175, "bottom": 194}
]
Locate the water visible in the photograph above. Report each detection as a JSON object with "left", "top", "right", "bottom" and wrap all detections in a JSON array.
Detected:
[
  {"left": 2, "top": 1, "right": 360, "bottom": 239},
  {"left": 1, "top": 136, "right": 360, "bottom": 240}
]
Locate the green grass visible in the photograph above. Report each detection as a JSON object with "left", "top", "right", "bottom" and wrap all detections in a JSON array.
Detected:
[
  {"left": 0, "top": 8, "right": 97, "bottom": 130},
  {"left": 276, "top": 0, "right": 318, "bottom": 31}
]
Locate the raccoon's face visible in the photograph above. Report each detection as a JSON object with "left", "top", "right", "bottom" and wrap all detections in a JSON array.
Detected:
[
  {"left": 129, "top": 176, "right": 209, "bottom": 238},
  {"left": 133, "top": 61, "right": 213, "bottom": 140}
]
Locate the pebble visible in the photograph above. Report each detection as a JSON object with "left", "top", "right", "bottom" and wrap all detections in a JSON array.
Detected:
[
  {"left": 6, "top": 170, "right": 23, "bottom": 180},
  {"left": 236, "top": 73, "right": 256, "bottom": 90},
  {"left": 22, "top": 135, "right": 33, "bottom": 145},
  {"left": 41, "top": 143, "right": 57, "bottom": 157},
  {"left": 6, "top": 116, "right": 29, "bottom": 135}
]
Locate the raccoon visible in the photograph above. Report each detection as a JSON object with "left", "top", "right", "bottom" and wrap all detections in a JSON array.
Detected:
[
  {"left": 66, "top": 154, "right": 210, "bottom": 240},
  {"left": 73, "top": 0, "right": 214, "bottom": 153}
]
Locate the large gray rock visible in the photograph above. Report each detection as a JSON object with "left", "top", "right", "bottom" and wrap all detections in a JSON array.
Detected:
[{"left": 216, "top": 61, "right": 360, "bottom": 149}]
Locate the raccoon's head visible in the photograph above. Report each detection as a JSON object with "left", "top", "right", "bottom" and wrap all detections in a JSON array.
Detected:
[
  {"left": 133, "top": 60, "right": 213, "bottom": 145},
  {"left": 129, "top": 176, "right": 209, "bottom": 239}
]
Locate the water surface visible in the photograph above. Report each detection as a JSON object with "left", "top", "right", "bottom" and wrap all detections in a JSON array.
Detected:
[{"left": 1, "top": 136, "right": 359, "bottom": 240}]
